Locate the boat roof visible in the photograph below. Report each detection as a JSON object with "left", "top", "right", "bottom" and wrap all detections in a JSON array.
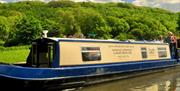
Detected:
[{"left": 45, "top": 37, "right": 168, "bottom": 45}]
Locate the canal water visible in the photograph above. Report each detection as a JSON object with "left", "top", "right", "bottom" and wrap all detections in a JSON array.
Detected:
[{"left": 70, "top": 67, "right": 180, "bottom": 91}]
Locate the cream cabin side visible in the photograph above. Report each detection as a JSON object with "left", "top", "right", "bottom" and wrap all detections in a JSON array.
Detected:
[{"left": 59, "top": 41, "right": 171, "bottom": 66}]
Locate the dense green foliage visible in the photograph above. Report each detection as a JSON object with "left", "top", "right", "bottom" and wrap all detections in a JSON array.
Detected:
[{"left": 0, "top": 1, "right": 179, "bottom": 46}]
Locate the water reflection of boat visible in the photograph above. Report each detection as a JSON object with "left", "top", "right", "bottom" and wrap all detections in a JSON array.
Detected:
[
  {"left": 0, "top": 37, "right": 180, "bottom": 90},
  {"left": 74, "top": 68, "right": 180, "bottom": 91}
]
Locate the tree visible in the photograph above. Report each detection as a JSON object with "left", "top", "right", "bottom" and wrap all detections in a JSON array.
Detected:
[
  {"left": 0, "top": 16, "right": 10, "bottom": 41},
  {"left": 74, "top": 8, "right": 111, "bottom": 39},
  {"left": 0, "top": 1, "right": 178, "bottom": 46},
  {"left": 48, "top": 0, "right": 77, "bottom": 8},
  {"left": 5, "top": 16, "right": 42, "bottom": 46},
  {"left": 106, "top": 16, "right": 130, "bottom": 38},
  {"left": 41, "top": 19, "right": 63, "bottom": 37},
  {"left": 57, "top": 10, "right": 81, "bottom": 36}
]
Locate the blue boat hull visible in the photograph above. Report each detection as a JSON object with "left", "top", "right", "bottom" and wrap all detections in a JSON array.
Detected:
[{"left": 0, "top": 59, "right": 178, "bottom": 90}]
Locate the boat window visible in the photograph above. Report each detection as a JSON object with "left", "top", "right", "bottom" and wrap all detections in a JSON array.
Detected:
[
  {"left": 81, "top": 47, "right": 101, "bottom": 61},
  {"left": 141, "top": 47, "right": 147, "bottom": 59},
  {"left": 158, "top": 47, "right": 167, "bottom": 58}
]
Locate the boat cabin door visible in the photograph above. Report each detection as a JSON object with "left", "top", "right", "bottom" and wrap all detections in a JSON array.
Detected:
[{"left": 31, "top": 42, "right": 54, "bottom": 68}]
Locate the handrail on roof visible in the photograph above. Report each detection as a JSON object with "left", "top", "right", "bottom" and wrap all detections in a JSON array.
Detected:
[{"left": 45, "top": 37, "right": 167, "bottom": 44}]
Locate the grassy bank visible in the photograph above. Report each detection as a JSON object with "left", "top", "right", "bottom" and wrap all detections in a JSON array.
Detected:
[{"left": 0, "top": 46, "right": 30, "bottom": 64}]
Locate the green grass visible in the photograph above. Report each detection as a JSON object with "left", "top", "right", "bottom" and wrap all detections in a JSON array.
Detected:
[{"left": 0, "top": 46, "right": 30, "bottom": 64}]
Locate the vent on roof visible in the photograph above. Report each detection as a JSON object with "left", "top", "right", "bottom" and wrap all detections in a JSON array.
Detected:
[{"left": 42, "top": 30, "right": 48, "bottom": 38}]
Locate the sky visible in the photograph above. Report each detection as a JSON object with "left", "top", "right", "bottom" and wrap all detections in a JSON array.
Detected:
[{"left": 0, "top": 0, "right": 179, "bottom": 12}]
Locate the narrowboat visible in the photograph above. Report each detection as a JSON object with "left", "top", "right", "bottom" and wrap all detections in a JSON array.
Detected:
[{"left": 0, "top": 36, "right": 180, "bottom": 90}]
